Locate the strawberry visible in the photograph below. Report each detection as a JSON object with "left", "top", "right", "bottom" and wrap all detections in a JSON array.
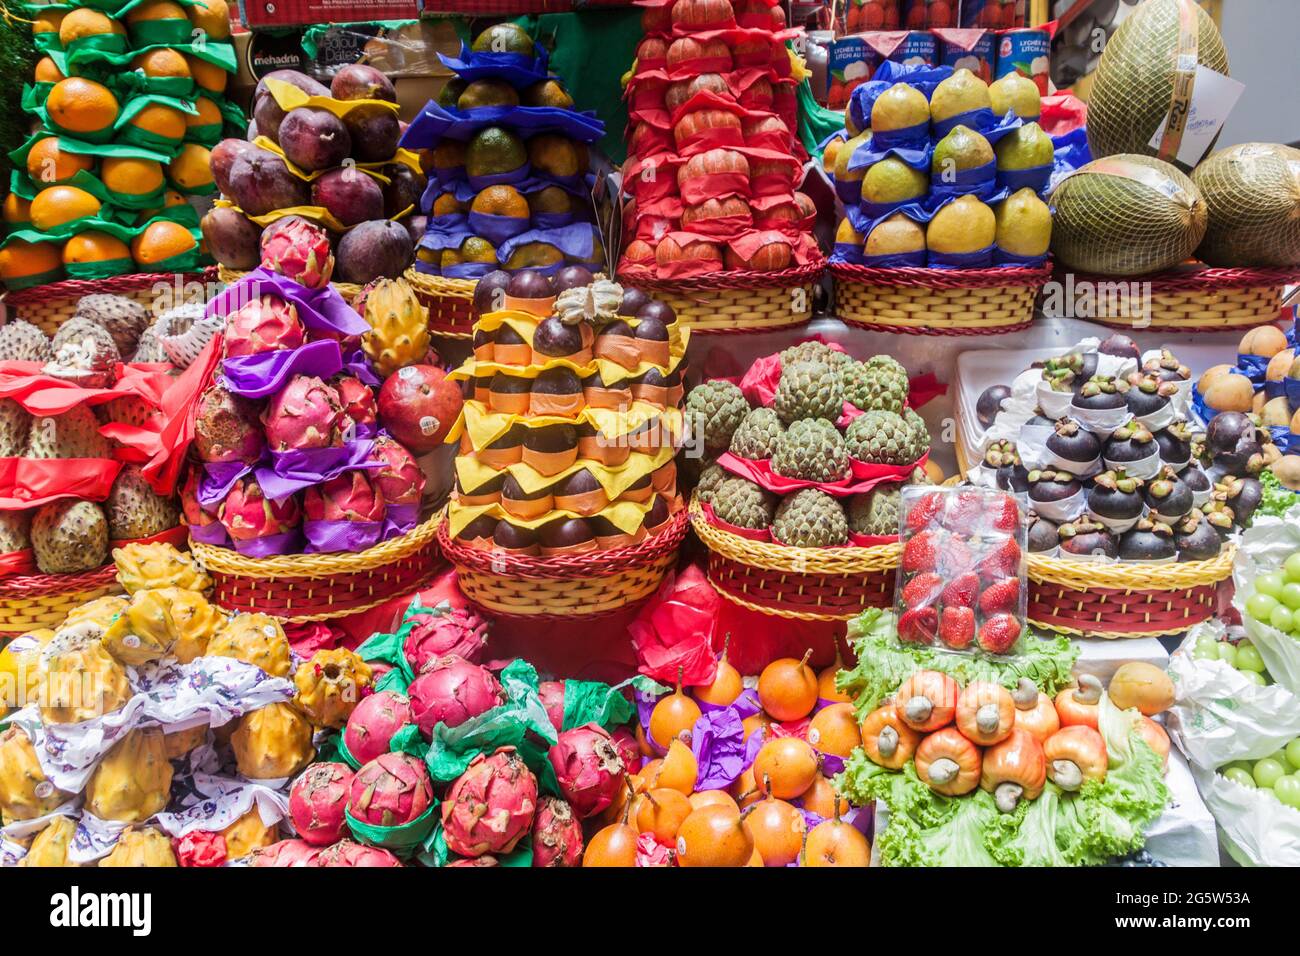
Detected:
[
  {"left": 901, "top": 572, "right": 943, "bottom": 608},
  {"left": 978, "top": 577, "right": 1021, "bottom": 615},
  {"left": 898, "top": 606, "right": 937, "bottom": 645},
  {"left": 939, "top": 571, "right": 980, "bottom": 608},
  {"left": 986, "top": 495, "right": 1021, "bottom": 533},
  {"left": 904, "top": 492, "right": 944, "bottom": 531},
  {"left": 939, "top": 606, "right": 975, "bottom": 649},
  {"left": 978, "top": 537, "right": 1022, "bottom": 581},
  {"left": 901, "top": 529, "right": 941, "bottom": 573},
  {"left": 939, "top": 535, "right": 976, "bottom": 577},
  {"left": 939, "top": 490, "right": 985, "bottom": 532},
  {"left": 977, "top": 613, "right": 1021, "bottom": 654}
]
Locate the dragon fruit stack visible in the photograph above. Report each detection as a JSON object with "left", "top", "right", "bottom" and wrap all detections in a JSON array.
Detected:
[{"left": 183, "top": 218, "right": 432, "bottom": 555}]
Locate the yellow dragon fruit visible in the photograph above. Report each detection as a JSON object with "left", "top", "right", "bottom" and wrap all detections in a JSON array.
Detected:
[
  {"left": 222, "top": 807, "right": 279, "bottom": 859},
  {"left": 232, "top": 703, "right": 315, "bottom": 779},
  {"left": 84, "top": 727, "right": 172, "bottom": 822},
  {"left": 36, "top": 623, "right": 132, "bottom": 725},
  {"left": 293, "top": 648, "right": 373, "bottom": 729},
  {"left": 21, "top": 815, "right": 77, "bottom": 866},
  {"left": 113, "top": 541, "right": 212, "bottom": 594},
  {"left": 0, "top": 628, "right": 52, "bottom": 711},
  {"left": 99, "top": 826, "right": 177, "bottom": 867},
  {"left": 355, "top": 276, "right": 431, "bottom": 378},
  {"left": 206, "top": 613, "right": 292, "bottom": 677},
  {"left": 0, "top": 726, "right": 71, "bottom": 821},
  {"left": 163, "top": 724, "right": 208, "bottom": 759},
  {"left": 103, "top": 587, "right": 225, "bottom": 665},
  {"left": 63, "top": 595, "right": 128, "bottom": 635}
]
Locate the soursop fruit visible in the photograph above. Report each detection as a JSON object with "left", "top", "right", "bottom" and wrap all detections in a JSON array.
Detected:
[
  {"left": 772, "top": 419, "right": 850, "bottom": 481},
  {"left": 845, "top": 410, "right": 927, "bottom": 465},
  {"left": 695, "top": 461, "right": 728, "bottom": 503},
  {"left": 95, "top": 394, "right": 162, "bottom": 430},
  {"left": 0, "top": 320, "right": 52, "bottom": 363},
  {"left": 711, "top": 476, "right": 776, "bottom": 530},
  {"left": 772, "top": 488, "right": 849, "bottom": 547},
  {"left": 773, "top": 360, "right": 843, "bottom": 425},
  {"left": 26, "top": 404, "right": 111, "bottom": 459},
  {"left": 74, "top": 294, "right": 148, "bottom": 357},
  {"left": 685, "top": 380, "right": 750, "bottom": 454},
  {"left": 105, "top": 464, "right": 180, "bottom": 541},
  {"left": 843, "top": 357, "right": 909, "bottom": 414},
  {"left": 50, "top": 317, "right": 122, "bottom": 365},
  {"left": 0, "top": 399, "right": 31, "bottom": 455},
  {"left": 729, "top": 407, "right": 784, "bottom": 460},
  {"left": 0, "top": 510, "right": 30, "bottom": 553},
  {"left": 31, "top": 499, "right": 109, "bottom": 573}
]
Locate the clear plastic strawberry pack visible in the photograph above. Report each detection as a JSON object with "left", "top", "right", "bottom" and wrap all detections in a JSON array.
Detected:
[{"left": 895, "top": 486, "right": 1027, "bottom": 654}]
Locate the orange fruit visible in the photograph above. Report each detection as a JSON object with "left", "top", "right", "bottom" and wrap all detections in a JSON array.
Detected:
[
  {"left": 187, "top": 95, "right": 222, "bottom": 131},
  {"left": 3, "top": 194, "right": 32, "bottom": 225},
  {"left": 166, "top": 144, "right": 213, "bottom": 191},
  {"left": 30, "top": 185, "right": 101, "bottom": 231},
  {"left": 46, "top": 77, "right": 119, "bottom": 136},
  {"left": 127, "top": 103, "right": 187, "bottom": 143},
  {"left": 187, "top": 56, "right": 228, "bottom": 94},
  {"left": 102, "top": 157, "right": 165, "bottom": 197},
  {"left": 63, "top": 231, "right": 131, "bottom": 265},
  {"left": 58, "top": 8, "right": 118, "bottom": 47},
  {"left": 0, "top": 239, "right": 62, "bottom": 283},
  {"left": 131, "top": 48, "right": 191, "bottom": 79},
  {"left": 131, "top": 220, "right": 196, "bottom": 266},
  {"left": 26, "top": 138, "right": 94, "bottom": 185},
  {"left": 34, "top": 57, "right": 65, "bottom": 84},
  {"left": 125, "top": 0, "right": 188, "bottom": 23},
  {"left": 188, "top": 0, "right": 231, "bottom": 40},
  {"left": 32, "top": 10, "right": 65, "bottom": 38},
  {"left": 431, "top": 193, "right": 466, "bottom": 217}
]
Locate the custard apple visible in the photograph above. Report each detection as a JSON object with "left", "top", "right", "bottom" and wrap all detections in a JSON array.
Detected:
[
  {"left": 50, "top": 317, "right": 121, "bottom": 365},
  {"left": 781, "top": 341, "right": 851, "bottom": 370},
  {"left": 848, "top": 484, "right": 902, "bottom": 535},
  {"left": 685, "top": 380, "right": 749, "bottom": 453},
  {"left": 104, "top": 464, "right": 180, "bottom": 541},
  {"left": 773, "top": 360, "right": 843, "bottom": 425},
  {"left": 729, "top": 407, "right": 784, "bottom": 460},
  {"left": 0, "top": 399, "right": 31, "bottom": 456},
  {"left": 772, "top": 419, "right": 850, "bottom": 481},
  {"left": 711, "top": 476, "right": 776, "bottom": 530},
  {"left": 843, "top": 357, "right": 908, "bottom": 414},
  {"left": 845, "top": 410, "right": 927, "bottom": 466},
  {"left": 695, "top": 461, "right": 728, "bottom": 503},
  {"left": 0, "top": 320, "right": 52, "bottom": 363},
  {"left": 772, "top": 489, "right": 848, "bottom": 547}
]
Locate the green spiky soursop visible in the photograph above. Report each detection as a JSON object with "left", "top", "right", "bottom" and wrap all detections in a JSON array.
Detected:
[
  {"left": 0, "top": 399, "right": 31, "bottom": 456},
  {"left": 685, "top": 380, "right": 750, "bottom": 454},
  {"left": 695, "top": 461, "right": 728, "bottom": 503},
  {"left": 105, "top": 465, "right": 180, "bottom": 541},
  {"left": 711, "top": 477, "right": 776, "bottom": 530},
  {"left": 729, "top": 407, "right": 785, "bottom": 460},
  {"left": 843, "top": 357, "right": 909, "bottom": 414},
  {"left": 74, "top": 294, "right": 149, "bottom": 358},
  {"left": 31, "top": 499, "right": 109, "bottom": 573},
  {"left": 845, "top": 410, "right": 928, "bottom": 465},
  {"left": 0, "top": 320, "right": 52, "bottom": 364},
  {"left": 771, "top": 419, "right": 850, "bottom": 482},
  {"left": 773, "top": 361, "right": 843, "bottom": 425},
  {"left": 772, "top": 489, "right": 848, "bottom": 547},
  {"left": 26, "top": 405, "right": 111, "bottom": 460}
]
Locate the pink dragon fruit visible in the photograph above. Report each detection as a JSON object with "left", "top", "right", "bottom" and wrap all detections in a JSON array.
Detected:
[
  {"left": 313, "top": 839, "right": 403, "bottom": 867},
  {"left": 538, "top": 680, "right": 565, "bottom": 733},
  {"left": 347, "top": 752, "right": 433, "bottom": 828},
  {"left": 288, "top": 762, "right": 354, "bottom": 846},
  {"left": 180, "top": 468, "right": 219, "bottom": 530},
  {"left": 531, "top": 796, "right": 583, "bottom": 867},
  {"left": 247, "top": 839, "right": 323, "bottom": 867},
  {"left": 260, "top": 215, "right": 334, "bottom": 289},
  {"left": 262, "top": 375, "right": 345, "bottom": 452},
  {"left": 407, "top": 655, "right": 503, "bottom": 736},
  {"left": 547, "top": 723, "right": 626, "bottom": 819},
  {"left": 446, "top": 855, "right": 499, "bottom": 866},
  {"left": 219, "top": 476, "right": 301, "bottom": 543},
  {"left": 369, "top": 435, "right": 426, "bottom": 507},
  {"left": 303, "top": 470, "right": 385, "bottom": 523},
  {"left": 610, "top": 726, "right": 643, "bottom": 774},
  {"left": 223, "top": 293, "right": 305, "bottom": 358},
  {"left": 343, "top": 690, "right": 413, "bottom": 765},
  {"left": 334, "top": 375, "right": 377, "bottom": 432},
  {"left": 193, "top": 385, "right": 265, "bottom": 464},
  {"left": 402, "top": 606, "right": 488, "bottom": 671},
  {"left": 441, "top": 747, "right": 537, "bottom": 858}
]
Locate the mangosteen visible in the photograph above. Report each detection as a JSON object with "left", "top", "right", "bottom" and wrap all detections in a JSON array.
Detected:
[
  {"left": 551, "top": 265, "right": 595, "bottom": 293},
  {"left": 1153, "top": 419, "right": 1194, "bottom": 471},
  {"left": 983, "top": 440, "right": 1019, "bottom": 487},
  {"left": 1118, "top": 518, "right": 1176, "bottom": 562},
  {"left": 1001, "top": 460, "right": 1031, "bottom": 494},
  {"left": 645, "top": 494, "right": 670, "bottom": 529},
  {"left": 976, "top": 385, "right": 1012, "bottom": 428},
  {"left": 1143, "top": 348, "right": 1191, "bottom": 384},
  {"left": 555, "top": 468, "right": 601, "bottom": 498},
  {"left": 1047, "top": 418, "right": 1101, "bottom": 469},
  {"left": 457, "top": 471, "right": 506, "bottom": 498},
  {"left": 489, "top": 372, "right": 531, "bottom": 401},
  {"left": 1044, "top": 351, "right": 1097, "bottom": 388},
  {"left": 456, "top": 514, "right": 499, "bottom": 541},
  {"left": 472, "top": 270, "right": 511, "bottom": 316},
  {"left": 1173, "top": 511, "right": 1223, "bottom": 562},
  {"left": 461, "top": 377, "right": 477, "bottom": 401},
  {"left": 1213, "top": 424, "right": 1266, "bottom": 476},
  {"left": 1182, "top": 463, "right": 1212, "bottom": 507},
  {"left": 1040, "top": 361, "right": 1078, "bottom": 395},
  {"left": 1103, "top": 421, "right": 1156, "bottom": 467},
  {"left": 1087, "top": 470, "right": 1145, "bottom": 527},
  {"left": 506, "top": 269, "right": 553, "bottom": 300},
  {"left": 1057, "top": 518, "right": 1119, "bottom": 560},
  {"left": 637, "top": 300, "right": 677, "bottom": 326},
  {"left": 1027, "top": 469, "right": 1082, "bottom": 514},
  {"left": 533, "top": 316, "right": 586, "bottom": 358},
  {"left": 1027, "top": 512, "right": 1059, "bottom": 553},
  {"left": 1143, "top": 466, "right": 1193, "bottom": 522},
  {"left": 598, "top": 319, "right": 634, "bottom": 339},
  {"left": 1025, "top": 414, "right": 1054, "bottom": 428},
  {"left": 1124, "top": 373, "right": 1178, "bottom": 423},
  {"left": 1098, "top": 332, "right": 1141, "bottom": 363},
  {"left": 487, "top": 424, "right": 525, "bottom": 452},
  {"left": 494, "top": 323, "right": 527, "bottom": 349},
  {"left": 1072, "top": 375, "right": 1129, "bottom": 411},
  {"left": 619, "top": 287, "right": 652, "bottom": 317},
  {"left": 493, "top": 520, "right": 538, "bottom": 551},
  {"left": 663, "top": 368, "right": 682, "bottom": 389},
  {"left": 524, "top": 423, "right": 577, "bottom": 455},
  {"left": 1205, "top": 412, "right": 1255, "bottom": 460},
  {"left": 1201, "top": 500, "right": 1237, "bottom": 537},
  {"left": 1216, "top": 475, "right": 1263, "bottom": 527},
  {"left": 539, "top": 516, "right": 594, "bottom": 550},
  {"left": 501, "top": 474, "right": 550, "bottom": 503},
  {"left": 532, "top": 367, "right": 583, "bottom": 396},
  {"left": 634, "top": 314, "right": 669, "bottom": 342}
]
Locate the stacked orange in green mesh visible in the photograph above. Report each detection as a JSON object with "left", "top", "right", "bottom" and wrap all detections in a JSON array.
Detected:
[{"left": 0, "top": 0, "right": 242, "bottom": 289}]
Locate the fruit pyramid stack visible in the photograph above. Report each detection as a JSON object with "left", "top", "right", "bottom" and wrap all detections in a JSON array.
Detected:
[
  {"left": 445, "top": 266, "right": 686, "bottom": 555},
  {"left": 824, "top": 64, "right": 1052, "bottom": 269},
  {"left": 618, "top": 0, "right": 822, "bottom": 277},
  {"left": 691, "top": 340, "right": 935, "bottom": 547},
  {"left": 401, "top": 22, "right": 606, "bottom": 279},
  {"left": 205, "top": 65, "right": 422, "bottom": 287},
  {"left": 182, "top": 216, "right": 456, "bottom": 556},
  {"left": 0, "top": 0, "right": 242, "bottom": 290}
]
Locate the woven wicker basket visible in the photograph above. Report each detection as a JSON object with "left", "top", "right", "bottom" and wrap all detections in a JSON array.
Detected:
[
  {"left": 190, "top": 515, "right": 443, "bottom": 623},
  {"left": 437, "top": 509, "right": 688, "bottom": 619},
  {"left": 1055, "top": 266, "right": 1300, "bottom": 332},
  {"left": 0, "top": 565, "right": 122, "bottom": 636},
  {"left": 689, "top": 496, "right": 900, "bottom": 621},
  {"left": 615, "top": 263, "right": 823, "bottom": 333},
  {"left": 404, "top": 269, "right": 476, "bottom": 338},
  {"left": 1027, "top": 546, "right": 1235, "bottom": 639},
  {"left": 217, "top": 264, "right": 364, "bottom": 302},
  {"left": 832, "top": 263, "right": 1051, "bottom": 334},
  {"left": 3, "top": 272, "right": 209, "bottom": 336}
]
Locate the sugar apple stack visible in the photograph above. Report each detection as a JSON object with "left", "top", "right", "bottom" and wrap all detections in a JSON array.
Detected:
[{"left": 689, "top": 341, "right": 933, "bottom": 546}]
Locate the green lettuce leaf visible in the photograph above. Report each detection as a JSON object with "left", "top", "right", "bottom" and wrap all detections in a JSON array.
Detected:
[{"left": 1256, "top": 468, "right": 1297, "bottom": 522}]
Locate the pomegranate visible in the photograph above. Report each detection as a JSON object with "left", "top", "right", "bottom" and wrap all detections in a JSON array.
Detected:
[{"left": 377, "top": 364, "right": 463, "bottom": 453}]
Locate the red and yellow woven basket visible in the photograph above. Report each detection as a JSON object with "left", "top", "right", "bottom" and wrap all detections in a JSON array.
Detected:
[
  {"left": 832, "top": 262, "right": 1051, "bottom": 335},
  {"left": 438, "top": 509, "right": 688, "bottom": 619},
  {"left": 0, "top": 564, "right": 122, "bottom": 636},
  {"left": 616, "top": 262, "right": 824, "bottom": 333},
  {"left": 4, "top": 270, "right": 212, "bottom": 336},
  {"left": 404, "top": 269, "right": 476, "bottom": 338}
]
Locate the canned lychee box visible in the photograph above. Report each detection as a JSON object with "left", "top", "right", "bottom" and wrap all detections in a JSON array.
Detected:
[
  {"left": 995, "top": 28, "right": 1050, "bottom": 95},
  {"left": 898, "top": 0, "right": 956, "bottom": 29},
  {"left": 960, "top": 0, "right": 1025, "bottom": 29},
  {"left": 934, "top": 27, "right": 994, "bottom": 82},
  {"left": 862, "top": 28, "right": 937, "bottom": 69},
  {"left": 843, "top": 0, "right": 899, "bottom": 32},
  {"left": 827, "top": 35, "right": 884, "bottom": 110}
]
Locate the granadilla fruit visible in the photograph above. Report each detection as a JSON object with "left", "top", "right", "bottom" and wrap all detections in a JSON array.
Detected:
[
  {"left": 333, "top": 375, "right": 377, "bottom": 433},
  {"left": 684, "top": 380, "right": 749, "bottom": 453},
  {"left": 1071, "top": 375, "right": 1128, "bottom": 411},
  {"left": 531, "top": 796, "right": 584, "bottom": 867},
  {"left": 289, "top": 762, "right": 355, "bottom": 846},
  {"left": 1153, "top": 419, "right": 1194, "bottom": 472},
  {"left": 1026, "top": 512, "right": 1059, "bottom": 553},
  {"left": 193, "top": 383, "right": 264, "bottom": 465},
  {"left": 262, "top": 375, "right": 345, "bottom": 452},
  {"left": 260, "top": 215, "right": 333, "bottom": 288},
  {"left": 247, "top": 839, "right": 323, "bottom": 867},
  {"left": 1214, "top": 475, "right": 1262, "bottom": 527},
  {"left": 207, "top": 613, "right": 293, "bottom": 676},
  {"left": 1143, "top": 466, "right": 1193, "bottom": 523},
  {"left": 1086, "top": 469, "right": 1145, "bottom": 532},
  {"left": 773, "top": 360, "right": 843, "bottom": 425},
  {"left": 369, "top": 435, "right": 425, "bottom": 507},
  {"left": 548, "top": 723, "right": 626, "bottom": 819},
  {"left": 348, "top": 751, "right": 434, "bottom": 829},
  {"left": 36, "top": 622, "right": 131, "bottom": 724},
  {"left": 314, "top": 839, "right": 404, "bottom": 867},
  {"left": 441, "top": 747, "right": 538, "bottom": 858},
  {"left": 1143, "top": 349, "right": 1191, "bottom": 384},
  {"left": 0, "top": 726, "right": 72, "bottom": 821},
  {"left": 232, "top": 702, "right": 316, "bottom": 779},
  {"left": 1026, "top": 469, "right": 1082, "bottom": 520},
  {"left": 85, "top": 727, "right": 173, "bottom": 822},
  {"left": 407, "top": 654, "right": 503, "bottom": 735},
  {"left": 343, "top": 690, "right": 413, "bottom": 765},
  {"left": 1124, "top": 373, "right": 1179, "bottom": 428},
  {"left": 402, "top": 606, "right": 489, "bottom": 671},
  {"left": 1046, "top": 418, "right": 1101, "bottom": 471},
  {"left": 219, "top": 476, "right": 302, "bottom": 546},
  {"left": 1173, "top": 510, "right": 1223, "bottom": 561},
  {"left": 223, "top": 293, "right": 304, "bottom": 358},
  {"left": 293, "top": 647, "right": 374, "bottom": 729},
  {"left": 976, "top": 384, "right": 1011, "bottom": 427},
  {"left": 1118, "top": 516, "right": 1176, "bottom": 562},
  {"left": 99, "top": 827, "right": 178, "bottom": 867},
  {"left": 1057, "top": 518, "right": 1118, "bottom": 560},
  {"left": 1102, "top": 420, "right": 1157, "bottom": 472},
  {"left": 304, "top": 470, "right": 385, "bottom": 524}
]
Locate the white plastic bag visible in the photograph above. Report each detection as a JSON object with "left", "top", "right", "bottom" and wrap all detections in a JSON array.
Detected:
[
  {"left": 1232, "top": 511, "right": 1300, "bottom": 696},
  {"left": 1192, "top": 763, "right": 1300, "bottom": 866}
]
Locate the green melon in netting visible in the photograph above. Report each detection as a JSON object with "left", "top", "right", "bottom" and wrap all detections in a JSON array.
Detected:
[
  {"left": 1087, "top": 0, "right": 1229, "bottom": 165},
  {"left": 1191, "top": 143, "right": 1300, "bottom": 268},
  {"left": 1050, "top": 154, "right": 1207, "bottom": 276}
]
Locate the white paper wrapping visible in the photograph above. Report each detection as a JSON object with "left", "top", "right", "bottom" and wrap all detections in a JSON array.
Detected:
[
  {"left": 1029, "top": 487, "right": 1086, "bottom": 523},
  {"left": 1068, "top": 399, "right": 1132, "bottom": 436},
  {"left": 1103, "top": 447, "right": 1163, "bottom": 480},
  {"left": 1134, "top": 402, "right": 1177, "bottom": 434},
  {"left": 1036, "top": 382, "right": 1075, "bottom": 421},
  {"left": 1088, "top": 508, "right": 1141, "bottom": 534},
  {"left": 154, "top": 774, "right": 290, "bottom": 846}
]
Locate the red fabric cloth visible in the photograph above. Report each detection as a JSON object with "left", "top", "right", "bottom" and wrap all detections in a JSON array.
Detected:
[{"left": 145, "top": 336, "right": 220, "bottom": 495}]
